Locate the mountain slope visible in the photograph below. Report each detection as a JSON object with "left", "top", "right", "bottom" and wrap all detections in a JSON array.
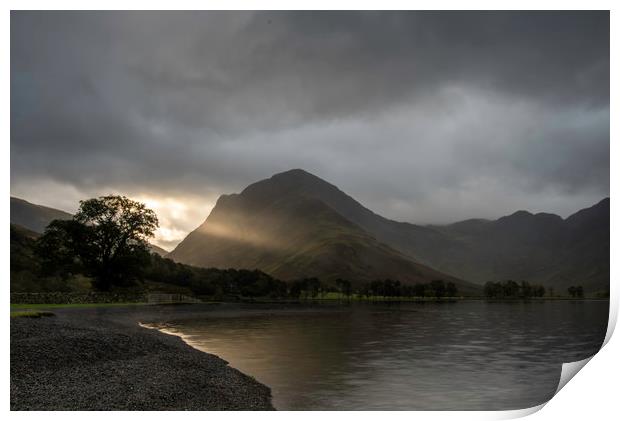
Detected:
[
  {"left": 414, "top": 199, "right": 610, "bottom": 293},
  {"left": 169, "top": 173, "right": 480, "bottom": 293},
  {"left": 171, "top": 169, "right": 609, "bottom": 294},
  {"left": 242, "top": 170, "right": 609, "bottom": 293},
  {"left": 11, "top": 197, "right": 72, "bottom": 233}
]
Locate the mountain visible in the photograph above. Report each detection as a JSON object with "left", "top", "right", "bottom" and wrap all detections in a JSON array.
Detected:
[
  {"left": 168, "top": 170, "right": 480, "bottom": 294},
  {"left": 10, "top": 196, "right": 169, "bottom": 256},
  {"left": 148, "top": 243, "right": 170, "bottom": 257},
  {"left": 405, "top": 199, "right": 609, "bottom": 293},
  {"left": 170, "top": 169, "right": 609, "bottom": 294},
  {"left": 11, "top": 197, "right": 72, "bottom": 233}
]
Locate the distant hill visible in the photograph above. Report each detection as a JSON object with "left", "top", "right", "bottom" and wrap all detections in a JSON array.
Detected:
[
  {"left": 410, "top": 199, "right": 609, "bottom": 294},
  {"left": 11, "top": 197, "right": 72, "bottom": 233},
  {"left": 169, "top": 169, "right": 609, "bottom": 294},
  {"left": 10, "top": 196, "right": 169, "bottom": 256},
  {"left": 148, "top": 243, "right": 169, "bottom": 257}
]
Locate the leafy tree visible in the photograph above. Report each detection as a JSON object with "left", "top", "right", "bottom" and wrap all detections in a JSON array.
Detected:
[
  {"left": 503, "top": 280, "right": 520, "bottom": 297},
  {"left": 519, "top": 281, "right": 532, "bottom": 298},
  {"left": 568, "top": 285, "right": 585, "bottom": 298},
  {"left": 342, "top": 279, "right": 352, "bottom": 299},
  {"left": 576, "top": 285, "right": 584, "bottom": 298},
  {"left": 413, "top": 283, "right": 426, "bottom": 297},
  {"left": 370, "top": 280, "right": 384, "bottom": 297},
  {"left": 533, "top": 284, "right": 546, "bottom": 298},
  {"left": 289, "top": 280, "right": 303, "bottom": 299},
  {"left": 360, "top": 282, "right": 372, "bottom": 299},
  {"left": 430, "top": 280, "right": 446, "bottom": 299},
  {"left": 383, "top": 279, "right": 401, "bottom": 297},
  {"left": 35, "top": 219, "right": 89, "bottom": 279},
  {"left": 484, "top": 280, "right": 547, "bottom": 299},
  {"left": 36, "top": 195, "right": 158, "bottom": 290},
  {"left": 484, "top": 281, "right": 501, "bottom": 298},
  {"left": 446, "top": 281, "right": 458, "bottom": 297},
  {"left": 335, "top": 278, "right": 352, "bottom": 299}
]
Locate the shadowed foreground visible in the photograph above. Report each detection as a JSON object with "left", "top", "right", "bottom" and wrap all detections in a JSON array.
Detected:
[{"left": 10, "top": 307, "right": 274, "bottom": 410}]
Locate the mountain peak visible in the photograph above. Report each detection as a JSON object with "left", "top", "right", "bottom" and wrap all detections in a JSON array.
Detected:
[
  {"left": 273, "top": 168, "right": 315, "bottom": 178},
  {"left": 264, "top": 168, "right": 326, "bottom": 186},
  {"left": 239, "top": 169, "right": 341, "bottom": 203},
  {"left": 509, "top": 210, "right": 533, "bottom": 218}
]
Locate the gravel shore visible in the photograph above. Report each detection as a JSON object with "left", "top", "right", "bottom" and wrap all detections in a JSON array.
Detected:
[{"left": 10, "top": 304, "right": 274, "bottom": 410}]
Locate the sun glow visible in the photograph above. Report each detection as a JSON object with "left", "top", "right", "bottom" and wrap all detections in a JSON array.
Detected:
[{"left": 132, "top": 195, "right": 215, "bottom": 251}]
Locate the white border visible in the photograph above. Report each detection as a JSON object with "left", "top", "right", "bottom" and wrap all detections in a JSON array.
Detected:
[{"left": 3, "top": 2, "right": 617, "bottom": 420}]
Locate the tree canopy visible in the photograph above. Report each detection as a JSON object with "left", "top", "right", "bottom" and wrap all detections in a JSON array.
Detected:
[{"left": 36, "top": 195, "right": 158, "bottom": 290}]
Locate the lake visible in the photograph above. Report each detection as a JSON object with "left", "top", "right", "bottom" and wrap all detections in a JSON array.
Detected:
[{"left": 150, "top": 300, "right": 608, "bottom": 410}]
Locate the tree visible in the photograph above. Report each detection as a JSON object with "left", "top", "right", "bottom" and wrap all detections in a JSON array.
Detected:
[
  {"left": 503, "top": 280, "right": 520, "bottom": 298},
  {"left": 520, "top": 281, "right": 532, "bottom": 298},
  {"left": 533, "top": 284, "right": 546, "bottom": 298},
  {"left": 430, "top": 280, "right": 446, "bottom": 299},
  {"left": 335, "top": 278, "right": 352, "bottom": 299},
  {"left": 413, "top": 283, "right": 426, "bottom": 297},
  {"left": 36, "top": 195, "right": 158, "bottom": 290},
  {"left": 445, "top": 281, "right": 458, "bottom": 297},
  {"left": 370, "top": 280, "right": 384, "bottom": 297},
  {"left": 568, "top": 285, "right": 585, "bottom": 298},
  {"left": 35, "top": 219, "right": 90, "bottom": 279},
  {"left": 342, "top": 279, "right": 352, "bottom": 299},
  {"left": 568, "top": 286, "right": 576, "bottom": 297},
  {"left": 576, "top": 285, "right": 584, "bottom": 298},
  {"left": 360, "top": 282, "right": 372, "bottom": 300},
  {"left": 484, "top": 281, "right": 504, "bottom": 298},
  {"left": 383, "top": 279, "right": 400, "bottom": 297}
]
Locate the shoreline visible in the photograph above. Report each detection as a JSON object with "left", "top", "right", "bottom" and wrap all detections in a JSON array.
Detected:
[{"left": 10, "top": 304, "right": 274, "bottom": 410}]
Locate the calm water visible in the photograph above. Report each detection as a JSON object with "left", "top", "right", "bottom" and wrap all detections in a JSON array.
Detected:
[{"left": 153, "top": 301, "right": 608, "bottom": 410}]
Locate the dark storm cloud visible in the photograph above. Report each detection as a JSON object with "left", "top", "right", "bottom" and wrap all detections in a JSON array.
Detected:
[{"left": 10, "top": 11, "right": 609, "bottom": 245}]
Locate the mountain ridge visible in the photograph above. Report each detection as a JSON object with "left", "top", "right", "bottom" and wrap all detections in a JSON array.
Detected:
[{"left": 170, "top": 169, "right": 609, "bottom": 293}]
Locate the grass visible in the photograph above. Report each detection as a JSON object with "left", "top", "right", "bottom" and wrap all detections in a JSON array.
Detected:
[{"left": 11, "top": 310, "right": 55, "bottom": 318}]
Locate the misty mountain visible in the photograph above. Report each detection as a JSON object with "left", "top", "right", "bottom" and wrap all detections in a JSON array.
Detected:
[
  {"left": 10, "top": 196, "right": 169, "bottom": 256},
  {"left": 170, "top": 169, "right": 609, "bottom": 294}
]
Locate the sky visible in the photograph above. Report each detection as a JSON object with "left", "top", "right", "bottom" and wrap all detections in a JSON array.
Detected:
[{"left": 11, "top": 11, "right": 610, "bottom": 250}]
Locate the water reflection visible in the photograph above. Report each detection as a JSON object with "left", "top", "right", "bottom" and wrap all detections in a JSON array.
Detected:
[{"left": 157, "top": 301, "right": 608, "bottom": 410}]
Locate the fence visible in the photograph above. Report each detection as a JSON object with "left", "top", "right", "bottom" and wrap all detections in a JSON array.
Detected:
[
  {"left": 10, "top": 292, "right": 146, "bottom": 304},
  {"left": 11, "top": 292, "right": 203, "bottom": 304}
]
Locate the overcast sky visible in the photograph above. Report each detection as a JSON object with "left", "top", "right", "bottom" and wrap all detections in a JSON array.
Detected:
[{"left": 11, "top": 11, "right": 609, "bottom": 249}]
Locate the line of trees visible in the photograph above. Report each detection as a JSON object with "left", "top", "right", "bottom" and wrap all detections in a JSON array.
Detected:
[
  {"left": 359, "top": 279, "right": 458, "bottom": 299},
  {"left": 567, "top": 285, "right": 585, "bottom": 298},
  {"left": 483, "top": 280, "right": 546, "bottom": 299},
  {"left": 144, "top": 254, "right": 289, "bottom": 298},
  {"left": 286, "top": 278, "right": 459, "bottom": 300}
]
